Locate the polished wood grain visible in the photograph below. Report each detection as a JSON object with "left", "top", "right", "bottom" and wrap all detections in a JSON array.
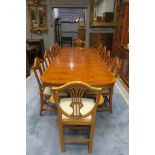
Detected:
[{"left": 41, "top": 47, "right": 116, "bottom": 87}]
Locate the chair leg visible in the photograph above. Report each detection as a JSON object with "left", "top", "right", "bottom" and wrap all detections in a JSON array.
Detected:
[
  {"left": 40, "top": 99, "right": 44, "bottom": 116},
  {"left": 58, "top": 121, "right": 65, "bottom": 152},
  {"left": 109, "top": 95, "right": 112, "bottom": 113},
  {"left": 109, "top": 88, "right": 113, "bottom": 113},
  {"left": 88, "top": 124, "right": 95, "bottom": 153}
]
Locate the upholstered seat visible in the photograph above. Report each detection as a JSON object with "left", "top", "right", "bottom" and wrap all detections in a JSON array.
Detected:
[
  {"left": 43, "top": 87, "right": 53, "bottom": 96},
  {"left": 59, "top": 98, "right": 95, "bottom": 120}
]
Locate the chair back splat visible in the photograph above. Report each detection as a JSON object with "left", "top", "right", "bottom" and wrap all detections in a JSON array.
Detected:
[{"left": 68, "top": 85, "right": 85, "bottom": 117}]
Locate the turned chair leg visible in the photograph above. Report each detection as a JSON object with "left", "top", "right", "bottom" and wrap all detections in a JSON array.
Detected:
[
  {"left": 40, "top": 100, "right": 44, "bottom": 116},
  {"left": 109, "top": 95, "right": 112, "bottom": 113},
  {"left": 88, "top": 124, "right": 95, "bottom": 153},
  {"left": 58, "top": 121, "right": 65, "bottom": 152}
]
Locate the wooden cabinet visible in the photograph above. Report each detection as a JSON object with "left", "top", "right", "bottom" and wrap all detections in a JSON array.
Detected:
[
  {"left": 112, "top": 2, "right": 129, "bottom": 57},
  {"left": 114, "top": 2, "right": 129, "bottom": 46},
  {"left": 78, "top": 21, "right": 85, "bottom": 41},
  {"left": 112, "top": 2, "right": 129, "bottom": 86},
  {"left": 119, "top": 45, "right": 129, "bottom": 86},
  {"left": 78, "top": 28, "right": 85, "bottom": 41},
  {"left": 90, "top": 33, "right": 113, "bottom": 51},
  {"left": 102, "top": 12, "right": 114, "bottom": 22},
  {"left": 26, "top": 39, "right": 44, "bottom": 59}
]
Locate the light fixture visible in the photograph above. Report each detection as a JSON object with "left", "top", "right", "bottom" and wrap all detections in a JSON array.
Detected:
[{"left": 75, "top": 17, "right": 80, "bottom": 23}]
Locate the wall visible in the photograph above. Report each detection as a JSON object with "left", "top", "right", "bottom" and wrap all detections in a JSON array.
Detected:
[
  {"left": 95, "top": 0, "right": 115, "bottom": 17},
  {"left": 51, "top": 0, "right": 89, "bottom": 47},
  {"left": 26, "top": 0, "right": 53, "bottom": 50},
  {"left": 57, "top": 8, "right": 86, "bottom": 38},
  {"left": 121, "top": 0, "right": 129, "bottom": 4}
]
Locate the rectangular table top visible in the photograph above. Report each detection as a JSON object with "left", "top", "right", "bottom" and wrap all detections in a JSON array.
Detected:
[{"left": 41, "top": 47, "right": 116, "bottom": 87}]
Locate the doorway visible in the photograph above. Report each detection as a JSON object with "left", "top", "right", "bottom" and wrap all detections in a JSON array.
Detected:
[{"left": 52, "top": 8, "right": 87, "bottom": 47}]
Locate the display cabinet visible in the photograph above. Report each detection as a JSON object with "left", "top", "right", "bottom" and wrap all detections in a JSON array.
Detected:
[
  {"left": 26, "top": 39, "right": 44, "bottom": 59},
  {"left": 112, "top": 2, "right": 129, "bottom": 86},
  {"left": 90, "top": 33, "right": 113, "bottom": 51}
]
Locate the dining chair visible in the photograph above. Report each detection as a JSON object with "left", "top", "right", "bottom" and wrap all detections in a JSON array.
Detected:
[
  {"left": 50, "top": 45, "right": 57, "bottom": 58},
  {"left": 110, "top": 57, "right": 120, "bottom": 78},
  {"left": 44, "top": 50, "right": 53, "bottom": 68},
  {"left": 32, "top": 57, "right": 56, "bottom": 115},
  {"left": 107, "top": 58, "right": 113, "bottom": 69},
  {"left": 97, "top": 43, "right": 103, "bottom": 54},
  {"left": 51, "top": 81, "right": 101, "bottom": 153},
  {"left": 55, "top": 43, "right": 61, "bottom": 53},
  {"left": 105, "top": 50, "right": 111, "bottom": 65},
  {"left": 86, "top": 57, "right": 120, "bottom": 112},
  {"left": 101, "top": 45, "right": 107, "bottom": 60},
  {"left": 98, "top": 57, "right": 120, "bottom": 112},
  {"left": 73, "top": 39, "right": 85, "bottom": 47}
]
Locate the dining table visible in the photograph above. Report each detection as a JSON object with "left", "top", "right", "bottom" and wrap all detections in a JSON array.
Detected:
[{"left": 41, "top": 47, "right": 116, "bottom": 112}]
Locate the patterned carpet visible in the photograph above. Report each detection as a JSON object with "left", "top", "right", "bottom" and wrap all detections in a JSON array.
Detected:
[{"left": 26, "top": 73, "right": 129, "bottom": 155}]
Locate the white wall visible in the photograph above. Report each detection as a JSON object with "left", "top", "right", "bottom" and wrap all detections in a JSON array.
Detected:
[{"left": 95, "top": 0, "right": 115, "bottom": 17}]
